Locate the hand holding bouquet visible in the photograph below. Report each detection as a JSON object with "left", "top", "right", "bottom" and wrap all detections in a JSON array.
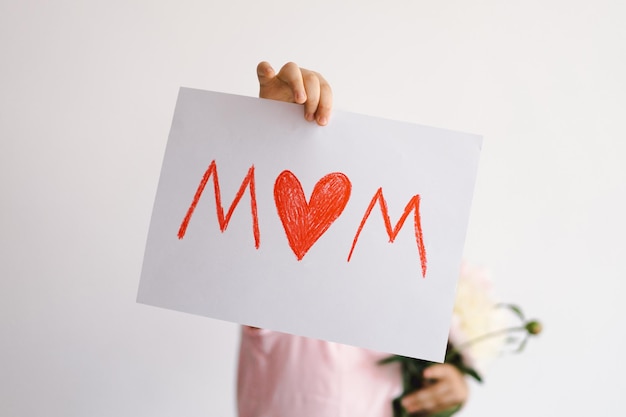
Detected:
[{"left": 381, "top": 263, "right": 542, "bottom": 417}]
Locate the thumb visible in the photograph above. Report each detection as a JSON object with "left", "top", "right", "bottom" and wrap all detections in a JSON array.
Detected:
[{"left": 256, "top": 61, "right": 276, "bottom": 86}]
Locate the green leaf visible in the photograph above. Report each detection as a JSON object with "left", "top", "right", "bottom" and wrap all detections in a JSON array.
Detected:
[
  {"left": 379, "top": 355, "right": 403, "bottom": 365},
  {"left": 464, "top": 367, "right": 483, "bottom": 383},
  {"left": 499, "top": 303, "right": 526, "bottom": 321},
  {"left": 392, "top": 397, "right": 407, "bottom": 417},
  {"left": 516, "top": 334, "right": 529, "bottom": 353}
]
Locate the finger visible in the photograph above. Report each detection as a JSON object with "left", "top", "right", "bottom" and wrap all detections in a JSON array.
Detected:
[
  {"left": 314, "top": 73, "right": 333, "bottom": 126},
  {"left": 275, "top": 61, "right": 307, "bottom": 104},
  {"left": 256, "top": 61, "right": 276, "bottom": 87},
  {"left": 301, "top": 70, "right": 321, "bottom": 122},
  {"left": 427, "top": 364, "right": 468, "bottom": 400},
  {"left": 403, "top": 371, "right": 467, "bottom": 414},
  {"left": 403, "top": 390, "right": 454, "bottom": 415},
  {"left": 401, "top": 384, "right": 449, "bottom": 414},
  {"left": 423, "top": 363, "right": 455, "bottom": 380}
]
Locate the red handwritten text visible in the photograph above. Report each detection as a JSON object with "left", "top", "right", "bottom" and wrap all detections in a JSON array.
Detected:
[
  {"left": 177, "top": 160, "right": 260, "bottom": 248},
  {"left": 347, "top": 188, "right": 427, "bottom": 278},
  {"left": 178, "top": 161, "right": 427, "bottom": 277}
]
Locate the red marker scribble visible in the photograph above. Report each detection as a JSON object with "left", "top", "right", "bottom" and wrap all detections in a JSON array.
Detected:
[
  {"left": 348, "top": 188, "right": 427, "bottom": 278},
  {"left": 274, "top": 171, "right": 352, "bottom": 260},
  {"left": 178, "top": 160, "right": 260, "bottom": 248}
]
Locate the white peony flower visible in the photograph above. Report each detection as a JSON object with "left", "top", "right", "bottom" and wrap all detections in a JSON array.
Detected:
[{"left": 448, "top": 262, "right": 509, "bottom": 374}]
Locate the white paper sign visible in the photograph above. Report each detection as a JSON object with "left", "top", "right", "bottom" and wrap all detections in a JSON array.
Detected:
[{"left": 138, "top": 88, "right": 481, "bottom": 361}]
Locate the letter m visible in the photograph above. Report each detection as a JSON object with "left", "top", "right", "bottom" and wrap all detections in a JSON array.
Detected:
[
  {"left": 347, "top": 188, "right": 427, "bottom": 278},
  {"left": 177, "top": 160, "right": 260, "bottom": 248}
]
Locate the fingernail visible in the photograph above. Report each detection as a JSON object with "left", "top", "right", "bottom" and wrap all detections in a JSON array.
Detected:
[
  {"left": 296, "top": 91, "right": 306, "bottom": 103},
  {"left": 318, "top": 116, "right": 328, "bottom": 126},
  {"left": 305, "top": 113, "right": 314, "bottom": 121}
]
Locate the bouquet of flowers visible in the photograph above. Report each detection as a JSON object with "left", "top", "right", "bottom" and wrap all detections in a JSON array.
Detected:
[{"left": 381, "top": 263, "right": 542, "bottom": 417}]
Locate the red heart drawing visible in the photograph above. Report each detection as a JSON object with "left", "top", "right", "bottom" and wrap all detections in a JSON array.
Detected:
[{"left": 274, "top": 170, "right": 352, "bottom": 260}]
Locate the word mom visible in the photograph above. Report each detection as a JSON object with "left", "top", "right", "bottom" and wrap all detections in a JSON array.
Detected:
[{"left": 178, "top": 160, "right": 428, "bottom": 278}]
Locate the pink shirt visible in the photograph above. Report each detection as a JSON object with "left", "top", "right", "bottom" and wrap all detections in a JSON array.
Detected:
[{"left": 237, "top": 326, "right": 402, "bottom": 417}]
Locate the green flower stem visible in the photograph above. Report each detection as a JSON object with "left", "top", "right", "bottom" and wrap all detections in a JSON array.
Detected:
[{"left": 445, "top": 325, "right": 527, "bottom": 360}]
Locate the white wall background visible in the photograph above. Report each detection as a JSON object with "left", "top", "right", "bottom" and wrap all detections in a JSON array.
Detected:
[{"left": 1, "top": 0, "right": 624, "bottom": 416}]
